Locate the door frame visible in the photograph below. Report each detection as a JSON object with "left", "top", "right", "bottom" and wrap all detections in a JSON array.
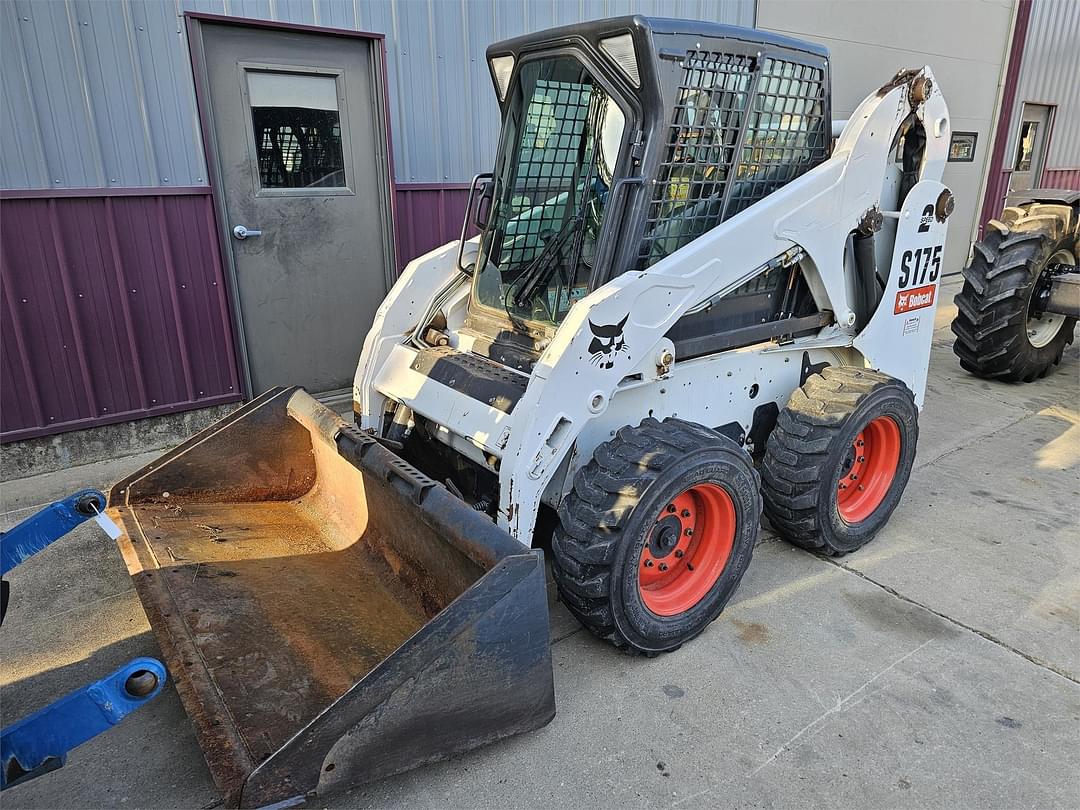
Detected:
[
  {"left": 184, "top": 11, "right": 398, "bottom": 398},
  {"left": 1008, "top": 101, "right": 1057, "bottom": 193}
]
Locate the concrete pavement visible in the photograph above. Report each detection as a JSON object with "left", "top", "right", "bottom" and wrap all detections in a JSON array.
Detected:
[{"left": 2, "top": 275, "right": 1078, "bottom": 808}]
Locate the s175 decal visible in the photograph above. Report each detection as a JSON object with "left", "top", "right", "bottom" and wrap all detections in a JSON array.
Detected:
[
  {"left": 898, "top": 244, "right": 942, "bottom": 288},
  {"left": 894, "top": 242, "right": 943, "bottom": 315}
]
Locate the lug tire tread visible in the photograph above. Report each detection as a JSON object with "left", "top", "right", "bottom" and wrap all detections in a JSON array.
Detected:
[
  {"left": 951, "top": 205, "right": 1076, "bottom": 382},
  {"left": 551, "top": 417, "right": 759, "bottom": 654},
  {"left": 761, "top": 367, "right": 913, "bottom": 555}
]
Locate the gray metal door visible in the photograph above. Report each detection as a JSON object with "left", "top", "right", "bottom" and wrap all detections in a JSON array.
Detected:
[
  {"left": 197, "top": 21, "right": 394, "bottom": 395},
  {"left": 1009, "top": 103, "right": 1053, "bottom": 194}
]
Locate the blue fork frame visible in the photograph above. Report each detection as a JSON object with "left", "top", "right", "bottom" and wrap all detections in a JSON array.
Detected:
[{"left": 1, "top": 489, "right": 167, "bottom": 790}]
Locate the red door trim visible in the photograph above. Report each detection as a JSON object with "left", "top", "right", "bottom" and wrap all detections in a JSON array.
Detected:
[{"left": 978, "top": 0, "right": 1033, "bottom": 232}]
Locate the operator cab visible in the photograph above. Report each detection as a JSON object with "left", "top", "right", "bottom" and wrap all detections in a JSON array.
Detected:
[{"left": 461, "top": 16, "right": 832, "bottom": 355}]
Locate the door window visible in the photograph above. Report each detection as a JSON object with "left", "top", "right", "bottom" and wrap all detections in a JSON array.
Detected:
[
  {"left": 247, "top": 71, "right": 346, "bottom": 189},
  {"left": 1014, "top": 120, "right": 1039, "bottom": 172},
  {"left": 472, "top": 56, "right": 627, "bottom": 326}
]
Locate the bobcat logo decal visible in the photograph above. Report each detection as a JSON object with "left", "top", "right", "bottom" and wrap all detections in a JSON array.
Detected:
[{"left": 588, "top": 315, "right": 628, "bottom": 369}]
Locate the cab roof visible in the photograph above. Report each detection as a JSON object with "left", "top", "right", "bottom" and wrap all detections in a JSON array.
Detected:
[{"left": 488, "top": 15, "right": 829, "bottom": 60}]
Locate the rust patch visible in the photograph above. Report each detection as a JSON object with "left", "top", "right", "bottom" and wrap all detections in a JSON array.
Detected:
[{"left": 732, "top": 619, "right": 770, "bottom": 645}]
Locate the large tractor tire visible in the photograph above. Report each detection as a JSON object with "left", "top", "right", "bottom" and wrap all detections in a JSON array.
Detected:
[
  {"left": 761, "top": 367, "right": 918, "bottom": 557},
  {"left": 551, "top": 417, "right": 761, "bottom": 655},
  {"left": 952, "top": 203, "right": 1077, "bottom": 382}
]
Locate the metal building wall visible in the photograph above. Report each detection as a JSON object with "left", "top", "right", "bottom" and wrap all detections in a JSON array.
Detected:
[
  {"left": 1, "top": 0, "right": 754, "bottom": 442},
  {"left": 979, "top": 0, "right": 1079, "bottom": 231},
  {"left": 1, "top": 0, "right": 207, "bottom": 189},
  {"left": 1003, "top": 0, "right": 1080, "bottom": 175},
  {"left": 0, "top": 188, "right": 242, "bottom": 441},
  {"left": 2, "top": 0, "right": 754, "bottom": 190}
]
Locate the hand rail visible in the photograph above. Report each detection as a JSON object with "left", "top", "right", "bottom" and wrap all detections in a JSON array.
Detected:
[{"left": 456, "top": 172, "right": 494, "bottom": 274}]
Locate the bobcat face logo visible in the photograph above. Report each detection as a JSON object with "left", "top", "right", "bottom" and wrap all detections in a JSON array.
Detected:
[{"left": 588, "top": 315, "right": 628, "bottom": 369}]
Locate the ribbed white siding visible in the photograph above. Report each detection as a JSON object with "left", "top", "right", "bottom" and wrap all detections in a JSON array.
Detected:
[
  {"left": 1005, "top": 0, "right": 1080, "bottom": 170},
  {"left": 0, "top": 0, "right": 755, "bottom": 189}
]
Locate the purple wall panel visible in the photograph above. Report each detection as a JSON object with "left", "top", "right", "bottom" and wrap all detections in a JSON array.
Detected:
[
  {"left": 0, "top": 190, "right": 241, "bottom": 441},
  {"left": 1042, "top": 168, "right": 1080, "bottom": 191},
  {"left": 1, "top": 183, "right": 476, "bottom": 442},
  {"left": 394, "top": 185, "right": 473, "bottom": 269},
  {"left": 979, "top": 169, "right": 1014, "bottom": 235}
]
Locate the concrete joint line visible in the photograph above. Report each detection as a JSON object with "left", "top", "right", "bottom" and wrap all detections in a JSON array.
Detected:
[
  {"left": 914, "top": 409, "right": 1033, "bottom": 472},
  {"left": 747, "top": 638, "right": 934, "bottom": 777},
  {"left": 550, "top": 626, "right": 584, "bottom": 647},
  {"left": 821, "top": 556, "right": 1080, "bottom": 686}
]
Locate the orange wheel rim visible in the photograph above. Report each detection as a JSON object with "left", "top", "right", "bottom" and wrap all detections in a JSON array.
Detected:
[
  {"left": 638, "top": 483, "right": 735, "bottom": 616},
  {"left": 836, "top": 415, "right": 901, "bottom": 523}
]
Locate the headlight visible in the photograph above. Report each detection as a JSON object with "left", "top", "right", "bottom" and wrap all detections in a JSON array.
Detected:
[
  {"left": 489, "top": 54, "right": 515, "bottom": 101},
  {"left": 599, "top": 33, "right": 639, "bottom": 87}
]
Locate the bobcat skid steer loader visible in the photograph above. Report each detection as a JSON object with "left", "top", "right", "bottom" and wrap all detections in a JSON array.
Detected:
[
  {"left": 355, "top": 17, "right": 953, "bottom": 650},
  {"left": 107, "top": 16, "right": 954, "bottom": 808}
]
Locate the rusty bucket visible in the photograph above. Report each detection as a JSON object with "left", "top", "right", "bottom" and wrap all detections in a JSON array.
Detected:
[{"left": 108, "top": 388, "right": 554, "bottom": 808}]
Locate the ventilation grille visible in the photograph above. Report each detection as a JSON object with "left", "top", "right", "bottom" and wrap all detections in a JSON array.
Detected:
[{"left": 639, "top": 52, "right": 829, "bottom": 267}]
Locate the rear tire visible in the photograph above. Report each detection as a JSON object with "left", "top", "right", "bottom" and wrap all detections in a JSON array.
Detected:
[
  {"left": 761, "top": 367, "right": 918, "bottom": 556},
  {"left": 951, "top": 205, "right": 1077, "bottom": 382},
  {"left": 551, "top": 417, "right": 761, "bottom": 655}
]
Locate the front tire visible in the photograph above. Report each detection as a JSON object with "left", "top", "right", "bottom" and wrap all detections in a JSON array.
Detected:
[
  {"left": 551, "top": 417, "right": 761, "bottom": 655},
  {"left": 761, "top": 367, "right": 918, "bottom": 556}
]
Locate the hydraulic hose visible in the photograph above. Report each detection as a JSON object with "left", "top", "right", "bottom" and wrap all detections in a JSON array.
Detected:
[{"left": 852, "top": 231, "right": 880, "bottom": 331}]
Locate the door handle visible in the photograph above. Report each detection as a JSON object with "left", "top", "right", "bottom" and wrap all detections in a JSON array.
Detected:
[{"left": 233, "top": 225, "right": 262, "bottom": 240}]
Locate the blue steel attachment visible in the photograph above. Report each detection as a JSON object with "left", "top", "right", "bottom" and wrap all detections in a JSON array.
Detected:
[
  {"left": 1, "top": 490, "right": 166, "bottom": 791},
  {"left": 1, "top": 657, "right": 167, "bottom": 790},
  {"left": 0, "top": 489, "right": 110, "bottom": 576}
]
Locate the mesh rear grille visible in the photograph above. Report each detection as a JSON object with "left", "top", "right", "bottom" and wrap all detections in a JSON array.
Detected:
[
  {"left": 639, "top": 51, "right": 828, "bottom": 267},
  {"left": 728, "top": 57, "right": 829, "bottom": 217}
]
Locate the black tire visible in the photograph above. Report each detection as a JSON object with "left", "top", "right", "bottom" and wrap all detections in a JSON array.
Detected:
[
  {"left": 761, "top": 367, "right": 918, "bottom": 556},
  {"left": 952, "top": 207, "right": 1077, "bottom": 382},
  {"left": 551, "top": 417, "right": 761, "bottom": 655}
]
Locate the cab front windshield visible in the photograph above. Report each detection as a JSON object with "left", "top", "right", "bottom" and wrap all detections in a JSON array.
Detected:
[{"left": 473, "top": 56, "right": 626, "bottom": 327}]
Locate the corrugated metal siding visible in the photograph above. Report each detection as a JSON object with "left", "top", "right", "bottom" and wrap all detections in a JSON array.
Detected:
[
  {"left": 1, "top": 0, "right": 754, "bottom": 189},
  {"left": 1043, "top": 168, "right": 1080, "bottom": 189},
  {"left": 0, "top": 190, "right": 242, "bottom": 441},
  {"left": 394, "top": 185, "right": 472, "bottom": 270},
  {"left": 1, "top": 0, "right": 208, "bottom": 189},
  {"left": 1004, "top": 0, "right": 1080, "bottom": 171}
]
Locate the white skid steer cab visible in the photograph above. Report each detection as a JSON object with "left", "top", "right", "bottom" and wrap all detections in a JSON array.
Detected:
[
  {"left": 357, "top": 18, "right": 955, "bottom": 648},
  {"left": 106, "top": 16, "right": 957, "bottom": 808}
]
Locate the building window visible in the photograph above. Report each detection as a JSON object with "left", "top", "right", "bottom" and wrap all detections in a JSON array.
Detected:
[
  {"left": 248, "top": 71, "right": 346, "bottom": 189},
  {"left": 948, "top": 132, "right": 978, "bottom": 162},
  {"left": 1014, "top": 121, "right": 1039, "bottom": 172}
]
